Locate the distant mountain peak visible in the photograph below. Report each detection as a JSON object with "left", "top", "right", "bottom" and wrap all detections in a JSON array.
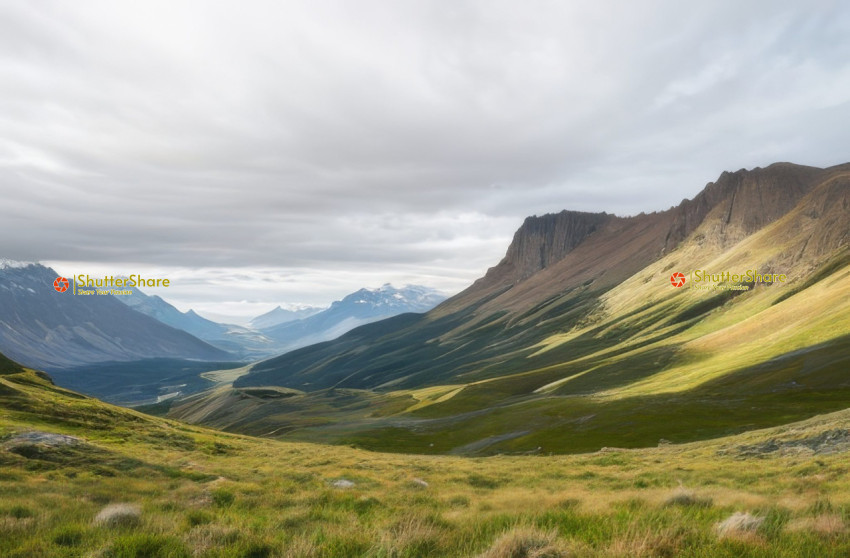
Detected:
[
  {"left": 0, "top": 259, "right": 37, "bottom": 270},
  {"left": 248, "top": 304, "right": 324, "bottom": 330}
]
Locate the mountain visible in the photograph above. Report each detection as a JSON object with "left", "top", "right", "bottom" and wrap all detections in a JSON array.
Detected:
[
  {"left": 255, "top": 284, "right": 447, "bottom": 354},
  {"left": 168, "top": 162, "right": 850, "bottom": 455},
  {"left": 0, "top": 262, "right": 231, "bottom": 369},
  {"left": 249, "top": 305, "right": 324, "bottom": 329},
  {"left": 116, "top": 287, "right": 275, "bottom": 359},
  {"left": 119, "top": 287, "right": 228, "bottom": 339}
]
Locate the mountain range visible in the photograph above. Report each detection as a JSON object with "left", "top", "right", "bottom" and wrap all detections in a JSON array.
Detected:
[
  {"left": 118, "top": 283, "right": 446, "bottom": 360},
  {"left": 255, "top": 284, "right": 447, "bottom": 354},
  {"left": 170, "top": 162, "right": 850, "bottom": 455},
  {"left": 0, "top": 260, "right": 447, "bottom": 404},
  {"left": 0, "top": 262, "right": 230, "bottom": 369}
]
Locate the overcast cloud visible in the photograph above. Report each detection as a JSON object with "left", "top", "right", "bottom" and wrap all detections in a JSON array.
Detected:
[{"left": 3, "top": 1, "right": 850, "bottom": 321}]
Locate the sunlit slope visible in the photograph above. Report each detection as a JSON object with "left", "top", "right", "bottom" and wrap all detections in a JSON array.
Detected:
[{"left": 531, "top": 169, "right": 850, "bottom": 398}]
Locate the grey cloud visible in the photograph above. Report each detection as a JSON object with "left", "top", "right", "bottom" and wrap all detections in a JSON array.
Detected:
[{"left": 4, "top": 0, "right": 850, "bottom": 308}]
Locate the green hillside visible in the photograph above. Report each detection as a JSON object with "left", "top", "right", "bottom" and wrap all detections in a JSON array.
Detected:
[{"left": 3, "top": 359, "right": 850, "bottom": 556}]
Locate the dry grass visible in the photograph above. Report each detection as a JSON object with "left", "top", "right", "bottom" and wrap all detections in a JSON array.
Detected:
[
  {"left": 715, "top": 512, "right": 764, "bottom": 539},
  {"left": 605, "top": 526, "right": 682, "bottom": 558},
  {"left": 378, "top": 516, "right": 441, "bottom": 556},
  {"left": 184, "top": 524, "right": 240, "bottom": 556},
  {"left": 786, "top": 514, "right": 846, "bottom": 536},
  {"left": 477, "top": 528, "right": 570, "bottom": 558}
]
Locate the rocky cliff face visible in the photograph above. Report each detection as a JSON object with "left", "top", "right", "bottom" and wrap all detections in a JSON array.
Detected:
[
  {"left": 499, "top": 211, "right": 612, "bottom": 281},
  {"left": 666, "top": 162, "right": 825, "bottom": 251}
]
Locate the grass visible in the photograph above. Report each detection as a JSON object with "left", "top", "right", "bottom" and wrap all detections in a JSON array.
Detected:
[{"left": 2, "top": 367, "right": 850, "bottom": 556}]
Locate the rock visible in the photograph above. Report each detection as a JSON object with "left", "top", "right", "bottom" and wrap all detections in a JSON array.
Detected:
[
  {"left": 7, "top": 431, "right": 81, "bottom": 447},
  {"left": 331, "top": 479, "right": 355, "bottom": 489},
  {"left": 4, "top": 431, "right": 83, "bottom": 458},
  {"left": 733, "top": 429, "right": 850, "bottom": 458},
  {"left": 94, "top": 503, "right": 142, "bottom": 528}
]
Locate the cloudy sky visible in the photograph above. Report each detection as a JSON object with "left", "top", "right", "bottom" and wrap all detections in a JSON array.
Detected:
[{"left": 3, "top": 1, "right": 849, "bottom": 322}]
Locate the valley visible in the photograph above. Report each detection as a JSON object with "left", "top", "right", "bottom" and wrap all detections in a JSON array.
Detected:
[{"left": 160, "top": 163, "right": 850, "bottom": 457}]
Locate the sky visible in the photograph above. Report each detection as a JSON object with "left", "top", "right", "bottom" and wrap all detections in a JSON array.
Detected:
[{"left": 2, "top": 1, "right": 850, "bottom": 323}]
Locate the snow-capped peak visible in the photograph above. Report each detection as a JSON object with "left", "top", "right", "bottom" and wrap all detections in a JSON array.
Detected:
[{"left": 0, "top": 258, "right": 37, "bottom": 270}]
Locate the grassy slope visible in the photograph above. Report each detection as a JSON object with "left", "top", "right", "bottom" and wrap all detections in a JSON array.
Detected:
[{"left": 3, "top": 367, "right": 850, "bottom": 557}]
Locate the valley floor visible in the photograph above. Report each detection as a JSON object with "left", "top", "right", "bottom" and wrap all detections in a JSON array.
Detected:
[{"left": 2, "top": 369, "right": 850, "bottom": 557}]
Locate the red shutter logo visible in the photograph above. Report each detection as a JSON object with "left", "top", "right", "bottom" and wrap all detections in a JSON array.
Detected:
[
  {"left": 670, "top": 272, "right": 686, "bottom": 288},
  {"left": 53, "top": 277, "right": 70, "bottom": 293}
]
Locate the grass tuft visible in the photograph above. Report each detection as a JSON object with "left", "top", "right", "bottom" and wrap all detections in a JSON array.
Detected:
[
  {"left": 663, "top": 486, "right": 712, "bottom": 508},
  {"left": 477, "top": 527, "right": 569, "bottom": 558}
]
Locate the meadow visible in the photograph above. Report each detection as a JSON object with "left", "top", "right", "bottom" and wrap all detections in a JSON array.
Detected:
[{"left": 2, "top": 367, "right": 849, "bottom": 557}]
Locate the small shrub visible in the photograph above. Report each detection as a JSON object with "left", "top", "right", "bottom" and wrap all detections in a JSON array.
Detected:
[
  {"left": 467, "top": 474, "right": 500, "bottom": 489},
  {"left": 556, "top": 498, "right": 581, "bottom": 510},
  {"left": 6, "top": 505, "right": 33, "bottom": 519},
  {"left": 185, "top": 509, "right": 214, "bottom": 527},
  {"left": 52, "top": 524, "right": 85, "bottom": 546},
  {"left": 239, "top": 541, "right": 275, "bottom": 558},
  {"left": 664, "top": 486, "right": 712, "bottom": 508},
  {"left": 211, "top": 488, "right": 235, "bottom": 508},
  {"left": 109, "top": 533, "right": 190, "bottom": 558},
  {"left": 94, "top": 503, "right": 141, "bottom": 528},
  {"left": 449, "top": 495, "right": 469, "bottom": 508}
]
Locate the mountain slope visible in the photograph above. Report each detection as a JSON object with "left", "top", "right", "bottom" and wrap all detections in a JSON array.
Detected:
[
  {"left": 169, "top": 162, "right": 850, "bottom": 455},
  {"left": 0, "top": 263, "right": 231, "bottom": 369}
]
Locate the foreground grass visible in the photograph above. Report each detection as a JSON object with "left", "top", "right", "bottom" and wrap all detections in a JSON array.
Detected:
[{"left": 2, "top": 369, "right": 850, "bottom": 557}]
